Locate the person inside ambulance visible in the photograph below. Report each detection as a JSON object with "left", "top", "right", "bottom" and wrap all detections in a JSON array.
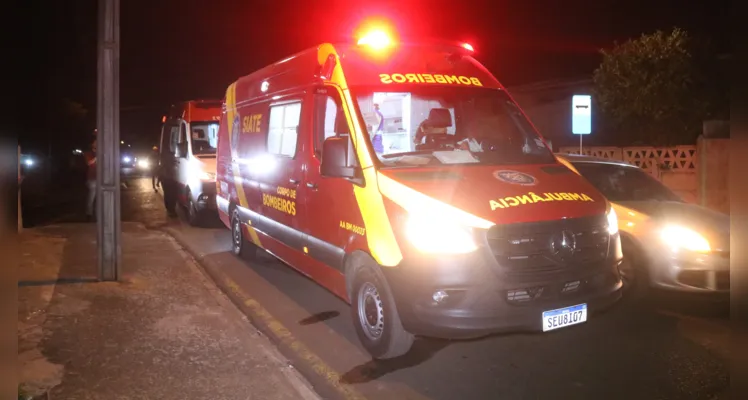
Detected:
[
  {"left": 413, "top": 108, "right": 452, "bottom": 151},
  {"left": 358, "top": 87, "right": 553, "bottom": 166},
  {"left": 457, "top": 97, "right": 540, "bottom": 158},
  {"left": 371, "top": 103, "right": 385, "bottom": 155}
]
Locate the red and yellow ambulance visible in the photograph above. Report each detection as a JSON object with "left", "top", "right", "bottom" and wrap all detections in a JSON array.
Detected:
[{"left": 216, "top": 29, "right": 623, "bottom": 359}]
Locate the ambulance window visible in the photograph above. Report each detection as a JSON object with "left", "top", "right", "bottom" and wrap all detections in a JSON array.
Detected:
[
  {"left": 313, "top": 92, "right": 344, "bottom": 158},
  {"left": 268, "top": 102, "right": 301, "bottom": 157}
]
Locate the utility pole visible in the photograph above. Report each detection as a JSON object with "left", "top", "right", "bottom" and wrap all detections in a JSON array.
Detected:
[{"left": 96, "top": 0, "right": 121, "bottom": 281}]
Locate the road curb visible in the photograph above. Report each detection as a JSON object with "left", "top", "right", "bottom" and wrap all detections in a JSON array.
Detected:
[{"left": 161, "top": 226, "right": 323, "bottom": 400}]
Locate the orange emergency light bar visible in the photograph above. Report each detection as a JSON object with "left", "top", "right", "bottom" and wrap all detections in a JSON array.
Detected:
[{"left": 355, "top": 22, "right": 474, "bottom": 57}]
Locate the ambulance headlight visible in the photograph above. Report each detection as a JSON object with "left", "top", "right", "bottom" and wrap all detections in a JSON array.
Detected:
[
  {"left": 606, "top": 206, "right": 619, "bottom": 235},
  {"left": 198, "top": 171, "right": 216, "bottom": 181},
  {"left": 405, "top": 214, "right": 478, "bottom": 254}
]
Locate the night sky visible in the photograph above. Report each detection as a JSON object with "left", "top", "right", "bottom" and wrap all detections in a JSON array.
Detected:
[{"left": 20, "top": 0, "right": 729, "bottom": 154}]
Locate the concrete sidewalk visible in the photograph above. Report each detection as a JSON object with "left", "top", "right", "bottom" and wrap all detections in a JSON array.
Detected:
[{"left": 18, "top": 222, "right": 320, "bottom": 400}]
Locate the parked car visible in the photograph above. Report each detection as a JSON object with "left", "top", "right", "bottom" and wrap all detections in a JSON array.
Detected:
[{"left": 556, "top": 154, "right": 729, "bottom": 296}]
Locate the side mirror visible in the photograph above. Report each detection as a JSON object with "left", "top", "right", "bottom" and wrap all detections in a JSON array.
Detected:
[
  {"left": 321, "top": 136, "right": 357, "bottom": 179},
  {"left": 177, "top": 142, "right": 188, "bottom": 158}
]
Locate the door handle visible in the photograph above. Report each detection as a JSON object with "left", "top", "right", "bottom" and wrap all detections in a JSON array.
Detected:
[
  {"left": 306, "top": 182, "right": 318, "bottom": 189},
  {"left": 289, "top": 178, "right": 299, "bottom": 186}
]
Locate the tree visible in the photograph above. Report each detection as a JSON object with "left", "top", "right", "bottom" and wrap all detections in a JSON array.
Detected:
[
  {"left": 61, "top": 98, "right": 88, "bottom": 121},
  {"left": 593, "top": 28, "right": 725, "bottom": 146}
]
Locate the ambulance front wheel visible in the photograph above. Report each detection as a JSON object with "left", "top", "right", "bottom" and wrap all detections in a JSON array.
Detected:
[
  {"left": 230, "top": 207, "right": 257, "bottom": 259},
  {"left": 350, "top": 258, "right": 414, "bottom": 359}
]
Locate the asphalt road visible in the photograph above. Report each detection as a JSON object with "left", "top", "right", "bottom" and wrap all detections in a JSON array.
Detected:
[{"left": 121, "top": 177, "right": 731, "bottom": 400}]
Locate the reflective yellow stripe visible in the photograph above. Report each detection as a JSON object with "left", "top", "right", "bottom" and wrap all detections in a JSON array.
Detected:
[
  {"left": 245, "top": 220, "right": 262, "bottom": 247},
  {"left": 377, "top": 173, "right": 495, "bottom": 229},
  {"left": 226, "top": 82, "right": 262, "bottom": 248},
  {"left": 226, "top": 83, "right": 250, "bottom": 208},
  {"left": 318, "top": 44, "right": 402, "bottom": 267}
]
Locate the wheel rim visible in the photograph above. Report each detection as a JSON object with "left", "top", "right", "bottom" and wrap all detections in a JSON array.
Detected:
[
  {"left": 357, "top": 282, "right": 384, "bottom": 341},
  {"left": 232, "top": 213, "right": 242, "bottom": 252}
]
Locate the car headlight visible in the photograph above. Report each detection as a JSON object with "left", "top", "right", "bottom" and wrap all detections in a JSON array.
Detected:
[
  {"left": 137, "top": 160, "right": 150, "bottom": 169},
  {"left": 660, "top": 225, "right": 711, "bottom": 253},
  {"left": 122, "top": 156, "right": 131, "bottom": 163},
  {"left": 606, "top": 206, "right": 618, "bottom": 235},
  {"left": 404, "top": 214, "right": 478, "bottom": 254}
]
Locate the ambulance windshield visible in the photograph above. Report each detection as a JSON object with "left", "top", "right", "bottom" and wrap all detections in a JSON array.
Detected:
[
  {"left": 353, "top": 86, "right": 555, "bottom": 167},
  {"left": 190, "top": 122, "right": 219, "bottom": 156}
]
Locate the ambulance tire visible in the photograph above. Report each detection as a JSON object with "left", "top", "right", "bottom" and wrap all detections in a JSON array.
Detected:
[
  {"left": 230, "top": 207, "right": 258, "bottom": 260},
  {"left": 350, "top": 258, "right": 414, "bottom": 359}
]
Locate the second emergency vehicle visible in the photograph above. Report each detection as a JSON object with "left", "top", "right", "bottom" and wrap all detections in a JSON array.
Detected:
[
  {"left": 159, "top": 100, "right": 221, "bottom": 225},
  {"left": 216, "top": 30, "right": 623, "bottom": 359}
]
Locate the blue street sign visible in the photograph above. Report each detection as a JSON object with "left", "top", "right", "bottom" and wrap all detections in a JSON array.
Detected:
[{"left": 572, "top": 95, "right": 592, "bottom": 135}]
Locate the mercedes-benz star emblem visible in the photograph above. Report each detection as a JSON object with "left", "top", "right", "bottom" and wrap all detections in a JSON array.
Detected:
[{"left": 550, "top": 230, "right": 577, "bottom": 260}]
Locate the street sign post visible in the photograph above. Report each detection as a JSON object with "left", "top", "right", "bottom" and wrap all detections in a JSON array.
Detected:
[
  {"left": 572, "top": 94, "right": 592, "bottom": 155},
  {"left": 96, "top": 0, "right": 121, "bottom": 281}
]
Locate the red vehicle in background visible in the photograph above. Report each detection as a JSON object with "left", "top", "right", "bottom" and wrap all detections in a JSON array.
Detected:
[
  {"left": 159, "top": 100, "right": 221, "bottom": 225},
  {"left": 215, "top": 28, "right": 623, "bottom": 359}
]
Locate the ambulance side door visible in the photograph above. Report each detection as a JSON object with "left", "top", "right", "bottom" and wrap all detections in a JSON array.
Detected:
[
  {"left": 159, "top": 122, "right": 180, "bottom": 181},
  {"left": 260, "top": 97, "right": 306, "bottom": 253},
  {"left": 301, "top": 86, "right": 361, "bottom": 272},
  {"left": 175, "top": 120, "right": 191, "bottom": 198}
]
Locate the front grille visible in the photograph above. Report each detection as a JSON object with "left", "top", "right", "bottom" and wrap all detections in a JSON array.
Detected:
[
  {"left": 507, "top": 286, "right": 544, "bottom": 303},
  {"left": 503, "top": 270, "right": 619, "bottom": 305},
  {"left": 486, "top": 215, "right": 610, "bottom": 277}
]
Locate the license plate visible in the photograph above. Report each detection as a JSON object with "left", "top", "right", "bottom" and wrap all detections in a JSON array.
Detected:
[{"left": 542, "top": 303, "right": 587, "bottom": 332}]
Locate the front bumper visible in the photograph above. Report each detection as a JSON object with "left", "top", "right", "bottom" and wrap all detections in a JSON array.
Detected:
[
  {"left": 383, "top": 245, "right": 623, "bottom": 339},
  {"left": 646, "top": 248, "right": 730, "bottom": 294}
]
